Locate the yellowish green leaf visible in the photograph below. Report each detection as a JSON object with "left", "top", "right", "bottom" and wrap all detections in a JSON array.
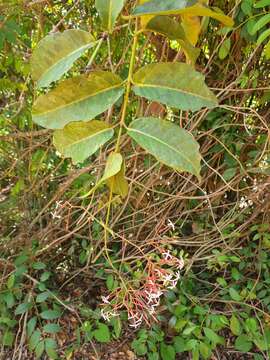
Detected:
[
  {"left": 230, "top": 315, "right": 241, "bottom": 336},
  {"left": 251, "top": 13, "right": 270, "bottom": 35},
  {"left": 139, "top": 0, "right": 154, "bottom": 28},
  {"left": 144, "top": 15, "right": 200, "bottom": 65},
  {"left": 53, "top": 120, "right": 114, "bottom": 164},
  {"left": 257, "top": 28, "right": 270, "bottom": 45},
  {"left": 31, "top": 30, "right": 95, "bottom": 89},
  {"left": 127, "top": 117, "right": 201, "bottom": 178},
  {"left": 107, "top": 162, "right": 129, "bottom": 198},
  {"left": 101, "top": 153, "right": 123, "bottom": 182},
  {"left": 132, "top": 62, "right": 218, "bottom": 112},
  {"left": 218, "top": 38, "right": 231, "bottom": 60},
  {"left": 95, "top": 0, "right": 125, "bottom": 32},
  {"left": 32, "top": 72, "right": 124, "bottom": 129},
  {"left": 181, "top": 14, "right": 201, "bottom": 45},
  {"left": 265, "top": 39, "right": 270, "bottom": 59},
  {"left": 81, "top": 152, "right": 123, "bottom": 198},
  {"left": 132, "top": 1, "right": 234, "bottom": 27}
]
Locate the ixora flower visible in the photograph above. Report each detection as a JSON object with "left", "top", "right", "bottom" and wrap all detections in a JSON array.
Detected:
[
  {"left": 99, "top": 249, "right": 185, "bottom": 329},
  {"left": 101, "top": 308, "right": 119, "bottom": 322}
]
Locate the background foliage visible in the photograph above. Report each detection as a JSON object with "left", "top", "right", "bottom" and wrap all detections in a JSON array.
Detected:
[{"left": 0, "top": 0, "right": 270, "bottom": 359}]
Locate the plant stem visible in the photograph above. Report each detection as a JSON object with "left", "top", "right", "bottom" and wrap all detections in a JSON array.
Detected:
[
  {"left": 115, "top": 19, "right": 138, "bottom": 152},
  {"left": 86, "top": 36, "right": 104, "bottom": 72}
]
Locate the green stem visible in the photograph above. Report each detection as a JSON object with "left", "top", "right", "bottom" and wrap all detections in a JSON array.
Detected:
[
  {"left": 115, "top": 20, "right": 138, "bottom": 152},
  {"left": 86, "top": 36, "right": 104, "bottom": 71}
]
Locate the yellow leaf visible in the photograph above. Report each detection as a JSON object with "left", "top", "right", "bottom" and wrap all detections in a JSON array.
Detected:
[
  {"left": 182, "top": 14, "right": 201, "bottom": 46},
  {"left": 143, "top": 15, "right": 200, "bottom": 65},
  {"left": 139, "top": 0, "right": 154, "bottom": 28},
  {"left": 107, "top": 162, "right": 129, "bottom": 198},
  {"left": 133, "top": 2, "right": 234, "bottom": 28}
]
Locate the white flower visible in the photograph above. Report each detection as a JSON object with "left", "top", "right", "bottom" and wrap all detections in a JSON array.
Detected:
[
  {"left": 162, "top": 273, "right": 173, "bottom": 284},
  {"left": 55, "top": 201, "right": 63, "bottom": 209},
  {"left": 101, "top": 295, "right": 110, "bottom": 304},
  {"left": 129, "top": 314, "right": 143, "bottom": 328},
  {"left": 50, "top": 211, "right": 61, "bottom": 219},
  {"left": 162, "top": 251, "right": 173, "bottom": 261},
  {"left": 101, "top": 309, "right": 119, "bottom": 321},
  {"left": 176, "top": 258, "right": 184, "bottom": 270},
  {"left": 167, "top": 219, "right": 175, "bottom": 231}
]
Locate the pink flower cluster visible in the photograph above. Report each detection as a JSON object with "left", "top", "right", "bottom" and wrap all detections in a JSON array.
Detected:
[{"left": 100, "top": 249, "right": 184, "bottom": 328}]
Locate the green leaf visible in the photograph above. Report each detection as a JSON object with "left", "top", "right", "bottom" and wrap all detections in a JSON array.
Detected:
[
  {"left": 7, "top": 273, "right": 15, "bottom": 289},
  {"left": 235, "top": 335, "right": 252, "bottom": 352},
  {"left": 40, "top": 310, "right": 61, "bottom": 320},
  {"left": 43, "top": 323, "right": 61, "bottom": 334},
  {"left": 253, "top": 335, "right": 268, "bottom": 351},
  {"left": 27, "top": 317, "right": 37, "bottom": 337},
  {"left": 218, "top": 38, "right": 231, "bottom": 60},
  {"left": 132, "top": 63, "right": 218, "bottom": 112},
  {"left": 15, "top": 302, "right": 32, "bottom": 315},
  {"left": 257, "top": 28, "right": 270, "bottom": 45},
  {"left": 223, "top": 168, "right": 237, "bottom": 181},
  {"left": 32, "top": 262, "right": 46, "bottom": 270},
  {"left": 95, "top": 0, "right": 125, "bottom": 32},
  {"left": 160, "top": 343, "right": 176, "bottom": 360},
  {"left": 251, "top": 14, "right": 270, "bottom": 35},
  {"left": 111, "top": 317, "right": 122, "bottom": 338},
  {"left": 106, "top": 162, "right": 129, "bottom": 198},
  {"left": 93, "top": 323, "right": 111, "bottom": 343},
  {"left": 203, "top": 328, "right": 224, "bottom": 345},
  {"left": 230, "top": 315, "right": 241, "bottom": 336},
  {"left": 199, "top": 342, "right": 211, "bottom": 360},
  {"left": 45, "top": 338, "right": 58, "bottom": 359},
  {"left": 133, "top": 0, "right": 195, "bottom": 16},
  {"left": 29, "top": 329, "right": 41, "bottom": 351},
  {"left": 35, "top": 340, "right": 45, "bottom": 358},
  {"left": 254, "top": 0, "right": 270, "bottom": 8},
  {"left": 265, "top": 39, "right": 270, "bottom": 59},
  {"left": 245, "top": 318, "right": 257, "bottom": 333},
  {"left": 149, "top": 353, "right": 159, "bottom": 360},
  {"left": 4, "top": 292, "right": 15, "bottom": 308},
  {"left": 144, "top": 15, "right": 200, "bottom": 65},
  {"left": 2, "top": 331, "right": 14, "bottom": 347},
  {"left": 32, "top": 72, "right": 124, "bottom": 129},
  {"left": 31, "top": 29, "right": 95, "bottom": 89},
  {"left": 36, "top": 291, "right": 50, "bottom": 303},
  {"left": 40, "top": 271, "right": 51, "bottom": 282},
  {"left": 173, "top": 336, "right": 185, "bottom": 353},
  {"left": 106, "top": 274, "right": 114, "bottom": 291},
  {"left": 127, "top": 117, "right": 201, "bottom": 178},
  {"left": 241, "top": 0, "right": 252, "bottom": 15},
  {"left": 53, "top": 120, "right": 114, "bottom": 164},
  {"left": 229, "top": 288, "right": 243, "bottom": 301},
  {"left": 132, "top": 1, "right": 234, "bottom": 27},
  {"left": 14, "top": 254, "right": 28, "bottom": 266},
  {"left": 131, "top": 339, "right": 147, "bottom": 355}
]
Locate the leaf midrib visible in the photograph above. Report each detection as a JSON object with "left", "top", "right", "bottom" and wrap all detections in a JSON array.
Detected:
[
  {"left": 65, "top": 127, "right": 113, "bottom": 148},
  {"left": 34, "top": 83, "right": 123, "bottom": 116},
  {"left": 36, "top": 41, "right": 95, "bottom": 85},
  {"left": 133, "top": 83, "right": 217, "bottom": 104},
  {"left": 128, "top": 126, "right": 199, "bottom": 175}
]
